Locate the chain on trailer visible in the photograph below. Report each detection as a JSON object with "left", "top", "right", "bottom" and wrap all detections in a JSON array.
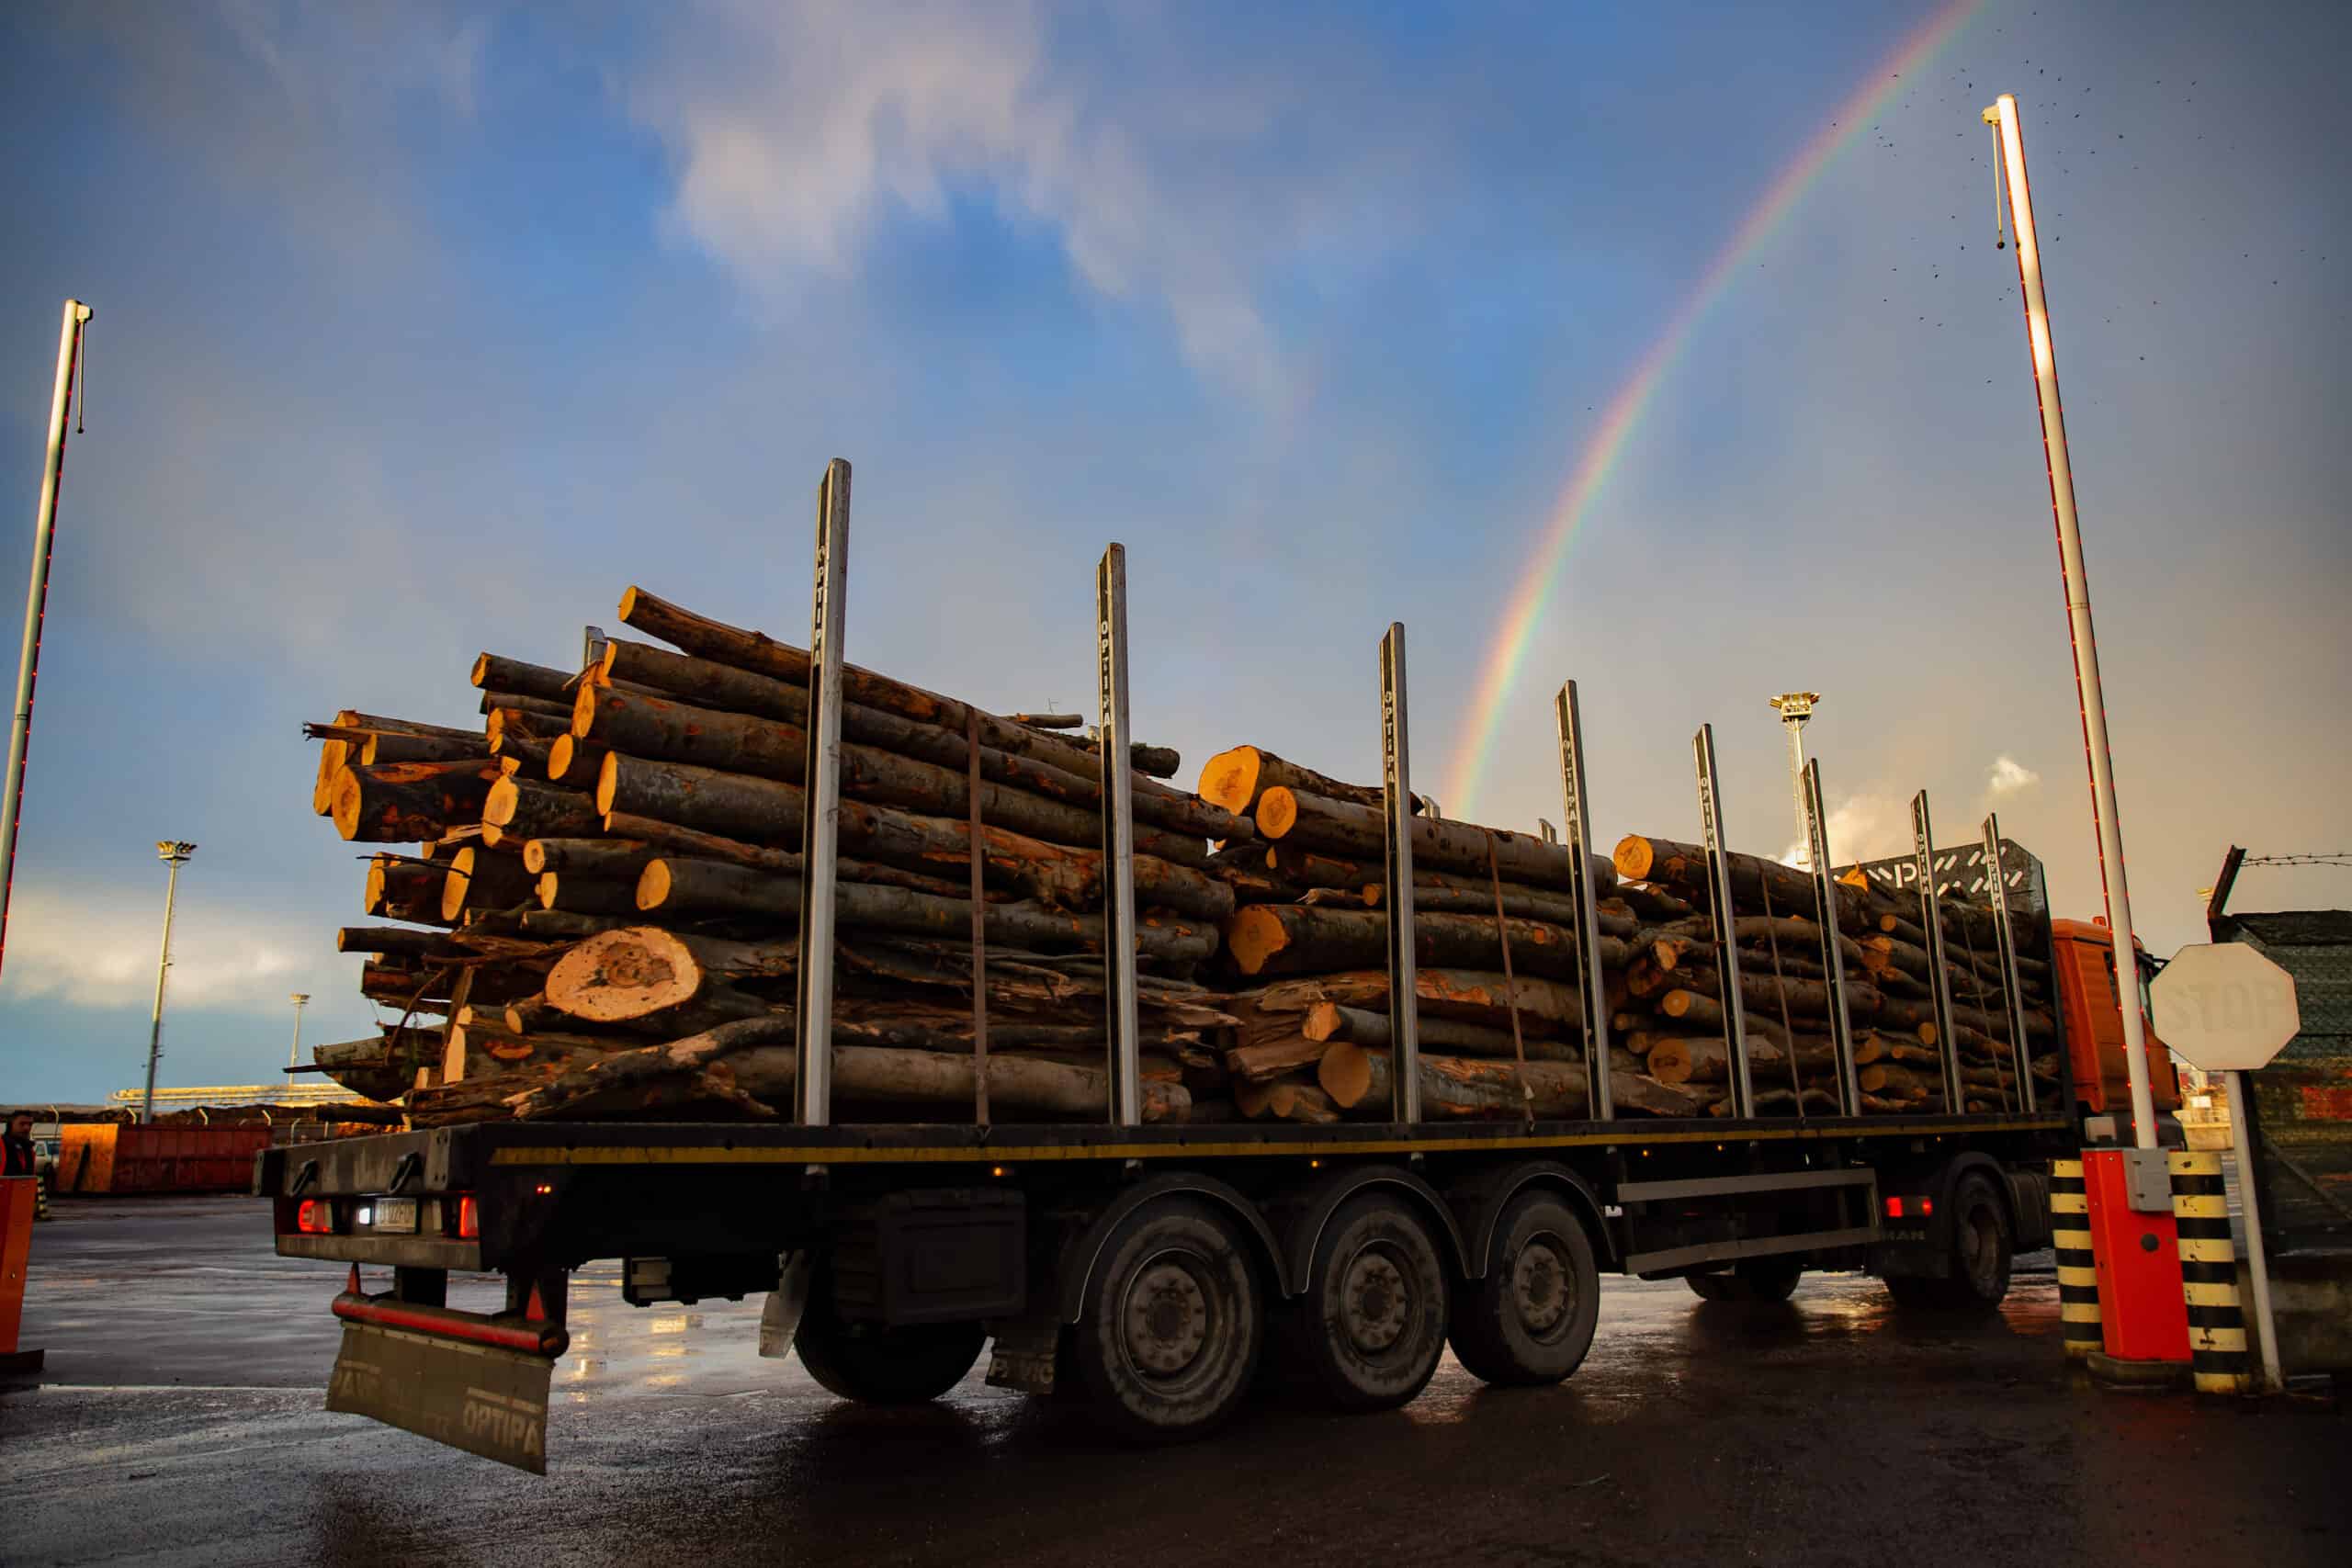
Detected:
[
  {"left": 794, "top": 459, "right": 851, "bottom": 1133},
  {"left": 1378, "top": 623, "right": 1421, "bottom": 1122},
  {"left": 1552, "top": 682, "right": 1613, "bottom": 1121},
  {"left": 1910, "top": 791, "right": 1963, "bottom": 1114},
  {"left": 1692, "top": 723, "right": 1756, "bottom": 1120},
  {"left": 1799, "top": 758, "right": 1862, "bottom": 1115},
  {"left": 1096, "top": 545, "right": 1143, "bottom": 1127},
  {"left": 1981, "top": 811, "right": 2037, "bottom": 1114}
]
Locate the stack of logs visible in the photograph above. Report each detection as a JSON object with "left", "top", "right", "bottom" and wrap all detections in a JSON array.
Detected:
[{"left": 302, "top": 590, "right": 2058, "bottom": 1131}]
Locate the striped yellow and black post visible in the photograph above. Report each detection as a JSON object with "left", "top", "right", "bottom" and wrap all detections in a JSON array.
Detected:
[
  {"left": 32, "top": 1171, "right": 49, "bottom": 1222},
  {"left": 2051, "top": 1157, "right": 2101, "bottom": 1361},
  {"left": 2168, "top": 1149, "right": 2248, "bottom": 1394}
]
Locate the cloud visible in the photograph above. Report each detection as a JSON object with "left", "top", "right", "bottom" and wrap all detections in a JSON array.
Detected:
[
  {"left": 1984, "top": 754, "right": 2041, "bottom": 800},
  {"left": 1782, "top": 791, "right": 1912, "bottom": 871},
  {"left": 623, "top": 0, "right": 1400, "bottom": 401},
  {"left": 0, "top": 886, "right": 350, "bottom": 1014}
]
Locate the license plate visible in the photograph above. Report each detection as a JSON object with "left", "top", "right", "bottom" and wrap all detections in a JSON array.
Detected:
[{"left": 370, "top": 1197, "right": 419, "bottom": 1234}]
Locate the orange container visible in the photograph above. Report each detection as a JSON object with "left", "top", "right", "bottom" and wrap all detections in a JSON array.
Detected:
[{"left": 53, "top": 1125, "right": 271, "bottom": 1195}]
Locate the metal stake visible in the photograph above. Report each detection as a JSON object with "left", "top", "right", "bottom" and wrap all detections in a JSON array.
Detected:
[
  {"left": 1911, "top": 792, "right": 1962, "bottom": 1112},
  {"left": 0, "top": 299, "right": 94, "bottom": 981},
  {"left": 1800, "top": 760, "right": 1860, "bottom": 1116},
  {"left": 1982, "top": 94, "right": 2157, "bottom": 1148},
  {"left": 1379, "top": 625, "right": 1420, "bottom": 1123},
  {"left": 2224, "top": 1069, "right": 2284, "bottom": 1392},
  {"left": 1096, "top": 545, "right": 1141, "bottom": 1127},
  {"left": 1692, "top": 725, "right": 1752, "bottom": 1119},
  {"left": 792, "top": 460, "right": 850, "bottom": 1129},
  {"left": 582, "top": 625, "right": 607, "bottom": 673},
  {"left": 1553, "top": 682, "right": 1612, "bottom": 1121},
  {"left": 1980, "top": 813, "right": 2036, "bottom": 1114},
  {"left": 287, "top": 992, "right": 311, "bottom": 1072}
]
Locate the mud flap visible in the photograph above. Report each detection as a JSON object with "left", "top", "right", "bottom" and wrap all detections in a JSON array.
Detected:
[{"left": 326, "top": 1320, "right": 555, "bottom": 1474}]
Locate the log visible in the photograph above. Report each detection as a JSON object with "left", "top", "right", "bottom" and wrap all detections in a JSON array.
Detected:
[
  {"left": 613, "top": 593, "right": 1186, "bottom": 786},
  {"left": 1612, "top": 835, "right": 1874, "bottom": 932},
  {"left": 537, "top": 872, "right": 642, "bottom": 915},
  {"left": 1256, "top": 786, "right": 1612, "bottom": 890},
  {"left": 1316, "top": 1046, "right": 1590, "bottom": 1119},
  {"left": 481, "top": 692, "right": 575, "bottom": 723},
  {"left": 482, "top": 775, "right": 603, "bottom": 840},
  {"left": 1197, "top": 745, "right": 1407, "bottom": 816},
  {"left": 597, "top": 810, "right": 972, "bottom": 901},
  {"left": 332, "top": 713, "right": 481, "bottom": 744},
  {"left": 545, "top": 734, "right": 611, "bottom": 786},
  {"left": 1859, "top": 1062, "right": 1937, "bottom": 1096},
  {"left": 485, "top": 706, "right": 566, "bottom": 751},
  {"left": 1267, "top": 1082, "right": 1339, "bottom": 1123},
  {"left": 1223, "top": 1034, "right": 1329, "bottom": 1085},
  {"left": 439, "top": 845, "right": 536, "bottom": 922},
  {"left": 1298, "top": 1001, "right": 1582, "bottom": 1062},
  {"left": 332, "top": 761, "right": 501, "bottom": 843},
  {"left": 1242, "top": 968, "right": 1586, "bottom": 1032},
  {"left": 1395, "top": 880, "right": 1638, "bottom": 935},
  {"left": 360, "top": 732, "right": 484, "bottom": 765},
  {"left": 364, "top": 856, "right": 445, "bottom": 917},
  {"left": 471, "top": 653, "right": 584, "bottom": 705},
  {"left": 637, "top": 860, "right": 1221, "bottom": 964},
  {"left": 523, "top": 838, "right": 657, "bottom": 878},
  {"left": 336, "top": 925, "right": 458, "bottom": 960},
  {"left": 1224, "top": 901, "right": 1623, "bottom": 982}
]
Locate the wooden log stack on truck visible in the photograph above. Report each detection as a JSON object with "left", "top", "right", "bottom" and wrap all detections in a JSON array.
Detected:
[{"left": 266, "top": 459, "right": 2150, "bottom": 1472}]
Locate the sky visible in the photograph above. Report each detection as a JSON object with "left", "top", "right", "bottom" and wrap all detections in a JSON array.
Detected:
[{"left": 0, "top": 0, "right": 2345, "bottom": 1103}]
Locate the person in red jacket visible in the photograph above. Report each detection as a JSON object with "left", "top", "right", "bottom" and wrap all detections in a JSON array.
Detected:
[{"left": 2, "top": 1110, "right": 36, "bottom": 1178}]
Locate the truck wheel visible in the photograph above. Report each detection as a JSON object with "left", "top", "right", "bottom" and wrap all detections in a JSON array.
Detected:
[
  {"left": 1286, "top": 1192, "right": 1450, "bottom": 1411},
  {"left": 794, "top": 1299, "right": 986, "bottom": 1404},
  {"left": 1070, "top": 1197, "right": 1263, "bottom": 1441},
  {"left": 1883, "top": 1174, "right": 2013, "bottom": 1313},
  {"left": 1448, "top": 1191, "right": 1600, "bottom": 1387},
  {"left": 1686, "top": 1258, "right": 1804, "bottom": 1303}
]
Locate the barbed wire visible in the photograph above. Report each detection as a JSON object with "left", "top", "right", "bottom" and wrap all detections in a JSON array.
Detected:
[{"left": 2241, "top": 852, "right": 2352, "bottom": 868}]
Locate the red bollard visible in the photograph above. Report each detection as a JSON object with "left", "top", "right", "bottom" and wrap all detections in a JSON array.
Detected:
[
  {"left": 1, "top": 1176, "right": 42, "bottom": 1377},
  {"left": 2082, "top": 1148, "right": 2189, "bottom": 1380}
]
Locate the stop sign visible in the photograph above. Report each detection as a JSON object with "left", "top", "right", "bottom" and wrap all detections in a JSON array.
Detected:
[{"left": 2153, "top": 943, "right": 2301, "bottom": 1072}]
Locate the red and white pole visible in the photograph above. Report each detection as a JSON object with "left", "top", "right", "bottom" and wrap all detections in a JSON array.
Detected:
[{"left": 1982, "top": 96, "right": 2158, "bottom": 1148}]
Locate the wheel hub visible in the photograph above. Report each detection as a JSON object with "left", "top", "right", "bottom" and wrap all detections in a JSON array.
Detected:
[
  {"left": 1124, "top": 1258, "right": 1209, "bottom": 1375},
  {"left": 1512, "top": 1237, "right": 1567, "bottom": 1333},
  {"left": 1341, "top": 1247, "right": 1411, "bottom": 1353}
]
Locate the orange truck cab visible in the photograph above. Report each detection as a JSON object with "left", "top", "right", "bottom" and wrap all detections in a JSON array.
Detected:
[{"left": 2049, "top": 918, "right": 2178, "bottom": 1136}]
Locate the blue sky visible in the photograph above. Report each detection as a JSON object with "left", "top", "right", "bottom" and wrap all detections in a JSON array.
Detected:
[{"left": 0, "top": 0, "right": 2345, "bottom": 1103}]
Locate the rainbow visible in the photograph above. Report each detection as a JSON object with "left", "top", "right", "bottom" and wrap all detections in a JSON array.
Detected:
[{"left": 1442, "top": 0, "right": 1983, "bottom": 817}]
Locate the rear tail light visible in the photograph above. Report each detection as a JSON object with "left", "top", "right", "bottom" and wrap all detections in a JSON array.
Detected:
[
  {"left": 1884, "top": 1196, "right": 1905, "bottom": 1219},
  {"left": 1883, "top": 1196, "right": 1933, "bottom": 1220},
  {"left": 1919, "top": 1197, "right": 1934, "bottom": 1216},
  {"left": 452, "top": 1193, "right": 480, "bottom": 1239},
  {"left": 297, "top": 1199, "right": 334, "bottom": 1235}
]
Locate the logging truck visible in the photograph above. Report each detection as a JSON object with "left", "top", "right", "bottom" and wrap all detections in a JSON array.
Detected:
[{"left": 263, "top": 479, "right": 2175, "bottom": 1471}]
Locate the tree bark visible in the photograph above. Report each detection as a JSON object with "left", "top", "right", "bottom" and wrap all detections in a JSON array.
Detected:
[
  {"left": 1612, "top": 835, "right": 1876, "bottom": 932},
  {"left": 360, "top": 732, "right": 484, "bottom": 765},
  {"left": 546, "top": 734, "right": 611, "bottom": 785},
  {"left": 1298, "top": 1001, "right": 1581, "bottom": 1061},
  {"left": 522, "top": 838, "right": 657, "bottom": 878},
  {"left": 1196, "top": 745, "right": 1404, "bottom": 816},
  {"left": 332, "top": 761, "right": 501, "bottom": 843},
  {"left": 364, "top": 856, "right": 446, "bottom": 917},
  {"left": 483, "top": 775, "right": 603, "bottom": 839},
  {"left": 537, "top": 872, "right": 642, "bottom": 915},
  {"left": 440, "top": 845, "right": 537, "bottom": 922},
  {"left": 1316, "top": 1046, "right": 1590, "bottom": 1119},
  {"left": 1240, "top": 968, "right": 1586, "bottom": 1032}
]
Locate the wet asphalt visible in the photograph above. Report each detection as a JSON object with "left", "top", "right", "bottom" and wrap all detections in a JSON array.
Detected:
[{"left": 3, "top": 1195, "right": 2345, "bottom": 1568}]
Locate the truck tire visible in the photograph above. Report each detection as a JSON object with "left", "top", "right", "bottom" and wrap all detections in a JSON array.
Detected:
[
  {"left": 1686, "top": 1258, "right": 1804, "bottom": 1303},
  {"left": 1883, "top": 1173, "right": 2013, "bottom": 1314},
  {"left": 795, "top": 1298, "right": 987, "bottom": 1404},
  {"left": 1069, "top": 1197, "right": 1263, "bottom": 1441},
  {"left": 1284, "top": 1191, "right": 1449, "bottom": 1411},
  {"left": 1448, "top": 1191, "right": 1600, "bottom": 1387}
]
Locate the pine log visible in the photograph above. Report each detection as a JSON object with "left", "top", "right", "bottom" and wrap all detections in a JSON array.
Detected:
[
  {"left": 638, "top": 859, "right": 1220, "bottom": 964},
  {"left": 612, "top": 592, "right": 1184, "bottom": 784},
  {"left": 1225, "top": 901, "right": 1623, "bottom": 982},
  {"left": 1197, "top": 745, "right": 1407, "bottom": 816},
  {"left": 332, "top": 761, "right": 501, "bottom": 843},
  {"left": 439, "top": 845, "right": 536, "bottom": 922},
  {"left": 1255, "top": 786, "right": 1612, "bottom": 891},
  {"left": 523, "top": 838, "right": 656, "bottom": 878},
  {"left": 483, "top": 775, "right": 603, "bottom": 840},
  {"left": 1316, "top": 1046, "right": 1590, "bottom": 1119},
  {"left": 360, "top": 732, "right": 485, "bottom": 765},
  {"left": 545, "top": 734, "right": 612, "bottom": 785},
  {"left": 1298, "top": 1001, "right": 1582, "bottom": 1062}
]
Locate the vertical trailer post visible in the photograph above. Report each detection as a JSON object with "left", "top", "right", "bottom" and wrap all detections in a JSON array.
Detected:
[
  {"left": 792, "top": 460, "right": 850, "bottom": 1129},
  {"left": 1095, "top": 545, "right": 1141, "bottom": 1127},
  {"left": 1800, "top": 760, "right": 1860, "bottom": 1116},
  {"left": 1692, "top": 725, "right": 1753, "bottom": 1120},
  {"left": 1552, "top": 682, "right": 1612, "bottom": 1121},
  {"left": 1378, "top": 625, "right": 1420, "bottom": 1123},
  {"left": 1981, "top": 813, "right": 2036, "bottom": 1113},
  {"left": 1911, "top": 792, "right": 1962, "bottom": 1113}
]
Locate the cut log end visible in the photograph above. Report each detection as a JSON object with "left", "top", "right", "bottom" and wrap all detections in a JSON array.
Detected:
[
  {"left": 544, "top": 924, "right": 705, "bottom": 1023},
  {"left": 483, "top": 774, "right": 523, "bottom": 829},
  {"left": 1317, "top": 1042, "right": 1378, "bottom": 1110},
  {"left": 636, "top": 858, "right": 673, "bottom": 911},
  {"left": 1196, "top": 745, "right": 1263, "bottom": 817},
  {"left": 1254, "top": 785, "right": 1299, "bottom": 840},
  {"left": 1612, "top": 835, "right": 1658, "bottom": 882},
  {"left": 1225, "top": 906, "right": 1293, "bottom": 976}
]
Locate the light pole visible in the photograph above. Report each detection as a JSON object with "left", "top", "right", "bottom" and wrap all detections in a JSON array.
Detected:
[
  {"left": 1980, "top": 94, "right": 2158, "bottom": 1149},
  {"left": 1770, "top": 693, "right": 1820, "bottom": 865},
  {"left": 0, "top": 299, "right": 95, "bottom": 981},
  {"left": 141, "top": 840, "right": 197, "bottom": 1122},
  {"left": 287, "top": 992, "right": 311, "bottom": 1071}
]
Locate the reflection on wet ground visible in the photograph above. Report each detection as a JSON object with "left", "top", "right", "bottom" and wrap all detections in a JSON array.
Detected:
[{"left": 4, "top": 1196, "right": 2344, "bottom": 1568}]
